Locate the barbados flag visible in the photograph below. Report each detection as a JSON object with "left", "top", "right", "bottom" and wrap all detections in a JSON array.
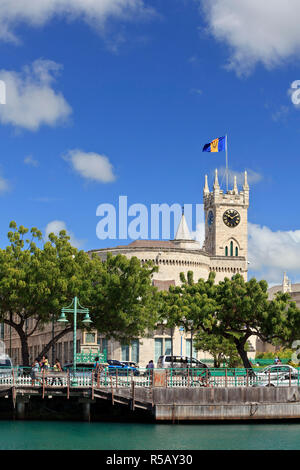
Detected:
[{"left": 203, "top": 136, "right": 226, "bottom": 153}]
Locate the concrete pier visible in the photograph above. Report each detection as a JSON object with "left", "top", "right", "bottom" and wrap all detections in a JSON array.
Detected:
[
  {"left": 151, "top": 386, "right": 300, "bottom": 421},
  {"left": 3, "top": 382, "right": 300, "bottom": 422}
]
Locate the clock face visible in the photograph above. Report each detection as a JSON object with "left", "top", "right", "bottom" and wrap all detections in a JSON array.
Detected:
[
  {"left": 207, "top": 210, "right": 214, "bottom": 226},
  {"left": 223, "top": 209, "right": 240, "bottom": 227}
]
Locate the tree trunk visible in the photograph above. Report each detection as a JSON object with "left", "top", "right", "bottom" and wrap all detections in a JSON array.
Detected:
[
  {"left": 214, "top": 354, "right": 220, "bottom": 368},
  {"left": 4, "top": 319, "right": 73, "bottom": 367},
  {"left": 3, "top": 320, "right": 30, "bottom": 367},
  {"left": 235, "top": 339, "right": 254, "bottom": 374},
  {"left": 18, "top": 329, "right": 30, "bottom": 367},
  {"left": 37, "top": 326, "right": 73, "bottom": 363}
]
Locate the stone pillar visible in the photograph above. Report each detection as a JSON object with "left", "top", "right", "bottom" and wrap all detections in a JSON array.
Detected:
[
  {"left": 82, "top": 402, "right": 91, "bottom": 422},
  {"left": 16, "top": 400, "right": 26, "bottom": 420}
]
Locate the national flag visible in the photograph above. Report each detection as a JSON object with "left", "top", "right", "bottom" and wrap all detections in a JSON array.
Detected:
[{"left": 202, "top": 136, "right": 226, "bottom": 153}]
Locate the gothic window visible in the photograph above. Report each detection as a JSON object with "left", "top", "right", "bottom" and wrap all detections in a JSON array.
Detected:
[
  {"left": 225, "top": 246, "right": 228, "bottom": 256},
  {"left": 230, "top": 241, "right": 233, "bottom": 257},
  {"left": 235, "top": 247, "right": 238, "bottom": 256}
]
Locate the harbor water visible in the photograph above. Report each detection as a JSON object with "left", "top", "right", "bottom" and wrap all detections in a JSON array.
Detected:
[{"left": 0, "top": 420, "right": 300, "bottom": 450}]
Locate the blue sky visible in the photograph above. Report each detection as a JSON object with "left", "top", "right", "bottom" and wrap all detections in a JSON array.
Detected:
[{"left": 0, "top": 0, "right": 300, "bottom": 285}]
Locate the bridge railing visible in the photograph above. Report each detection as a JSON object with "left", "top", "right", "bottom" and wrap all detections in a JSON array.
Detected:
[{"left": 0, "top": 366, "right": 300, "bottom": 388}]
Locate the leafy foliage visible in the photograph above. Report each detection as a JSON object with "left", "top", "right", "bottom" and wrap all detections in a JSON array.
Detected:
[
  {"left": 0, "top": 222, "right": 158, "bottom": 365},
  {"left": 194, "top": 329, "right": 242, "bottom": 368},
  {"left": 159, "top": 271, "right": 300, "bottom": 370},
  {"left": 89, "top": 253, "right": 159, "bottom": 343}
]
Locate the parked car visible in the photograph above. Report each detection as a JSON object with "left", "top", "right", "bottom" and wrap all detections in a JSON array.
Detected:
[
  {"left": 107, "top": 359, "right": 140, "bottom": 376},
  {"left": 120, "top": 361, "right": 139, "bottom": 369},
  {"left": 253, "top": 372, "right": 300, "bottom": 387},
  {"left": 0, "top": 355, "right": 13, "bottom": 378},
  {"left": 156, "top": 355, "right": 210, "bottom": 377},
  {"left": 254, "top": 364, "right": 298, "bottom": 383}
]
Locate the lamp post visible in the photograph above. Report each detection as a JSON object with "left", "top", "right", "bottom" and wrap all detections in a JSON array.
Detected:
[
  {"left": 179, "top": 326, "right": 185, "bottom": 356},
  {"left": 187, "top": 320, "right": 194, "bottom": 365},
  {"left": 57, "top": 296, "right": 92, "bottom": 383}
]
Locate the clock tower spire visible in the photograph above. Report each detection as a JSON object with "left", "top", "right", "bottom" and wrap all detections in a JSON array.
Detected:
[{"left": 203, "top": 170, "right": 249, "bottom": 274}]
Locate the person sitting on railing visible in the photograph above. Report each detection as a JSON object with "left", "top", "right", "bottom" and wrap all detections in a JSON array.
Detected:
[
  {"left": 40, "top": 355, "right": 50, "bottom": 384},
  {"left": 50, "top": 358, "right": 63, "bottom": 386},
  {"left": 30, "top": 358, "right": 40, "bottom": 384}
]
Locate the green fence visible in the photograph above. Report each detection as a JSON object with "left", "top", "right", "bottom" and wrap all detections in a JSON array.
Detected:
[{"left": 200, "top": 358, "right": 291, "bottom": 367}]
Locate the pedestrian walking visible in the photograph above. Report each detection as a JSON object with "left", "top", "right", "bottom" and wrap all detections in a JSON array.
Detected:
[
  {"left": 146, "top": 360, "right": 154, "bottom": 369},
  {"left": 146, "top": 359, "right": 154, "bottom": 385},
  {"left": 93, "top": 356, "right": 105, "bottom": 381}
]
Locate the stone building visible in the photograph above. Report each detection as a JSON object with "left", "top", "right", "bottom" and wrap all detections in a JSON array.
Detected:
[
  {"left": 3, "top": 170, "right": 256, "bottom": 367},
  {"left": 89, "top": 170, "right": 254, "bottom": 366}
]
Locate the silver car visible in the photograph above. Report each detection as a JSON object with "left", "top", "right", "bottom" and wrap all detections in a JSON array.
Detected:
[
  {"left": 253, "top": 372, "right": 300, "bottom": 387},
  {"left": 253, "top": 364, "right": 299, "bottom": 385}
]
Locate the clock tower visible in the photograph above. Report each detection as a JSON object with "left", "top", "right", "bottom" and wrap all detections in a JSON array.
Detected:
[{"left": 203, "top": 169, "right": 249, "bottom": 260}]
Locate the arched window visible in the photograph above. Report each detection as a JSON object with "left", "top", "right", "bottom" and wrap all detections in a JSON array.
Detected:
[
  {"left": 235, "top": 247, "right": 238, "bottom": 256},
  {"left": 225, "top": 246, "right": 228, "bottom": 256},
  {"left": 230, "top": 241, "right": 233, "bottom": 257}
]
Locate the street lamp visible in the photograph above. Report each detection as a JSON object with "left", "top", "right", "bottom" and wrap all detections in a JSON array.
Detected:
[
  {"left": 57, "top": 296, "right": 92, "bottom": 383},
  {"left": 187, "top": 320, "right": 194, "bottom": 365},
  {"left": 179, "top": 326, "right": 185, "bottom": 356}
]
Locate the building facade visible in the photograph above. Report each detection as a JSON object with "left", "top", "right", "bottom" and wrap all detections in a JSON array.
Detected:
[{"left": 89, "top": 170, "right": 254, "bottom": 366}]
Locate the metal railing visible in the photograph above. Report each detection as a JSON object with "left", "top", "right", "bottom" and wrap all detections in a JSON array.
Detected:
[{"left": 0, "top": 366, "right": 300, "bottom": 389}]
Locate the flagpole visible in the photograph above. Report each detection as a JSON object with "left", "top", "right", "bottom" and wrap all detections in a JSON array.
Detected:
[{"left": 225, "top": 134, "right": 228, "bottom": 192}]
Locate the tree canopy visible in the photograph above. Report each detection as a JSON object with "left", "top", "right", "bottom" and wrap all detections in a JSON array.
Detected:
[
  {"left": 0, "top": 222, "right": 158, "bottom": 365},
  {"left": 194, "top": 329, "right": 242, "bottom": 368},
  {"left": 159, "top": 271, "right": 300, "bottom": 370},
  {"left": 215, "top": 274, "right": 300, "bottom": 369}
]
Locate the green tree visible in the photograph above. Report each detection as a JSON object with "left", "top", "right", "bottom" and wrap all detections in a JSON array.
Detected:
[
  {"left": 194, "top": 329, "right": 242, "bottom": 368},
  {"left": 0, "top": 222, "right": 99, "bottom": 366},
  {"left": 158, "top": 271, "right": 219, "bottom": 360},
  {"left": 89, "top": 253, "right": 159, "bottom": 344},
  {"left": 0, "top": 223, "right": 159, "bottom": 366},
  {"left": 215, "top": 274, "right": 300, "bottom": 370}
]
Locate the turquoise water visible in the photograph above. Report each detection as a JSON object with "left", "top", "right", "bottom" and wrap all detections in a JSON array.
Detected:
[{"left": 0, "top": 421, "right": 300, "bottom": 449}]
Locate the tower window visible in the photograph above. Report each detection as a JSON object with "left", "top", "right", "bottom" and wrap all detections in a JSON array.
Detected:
[
  {"left": 225, "top": 246, "right": 228, "bottom": 256},
  {"left": 230, "top": 241, "right": 233, "bottom": 257},
  {"left": 235, "top": 247, "right": 238, "bottom": 256}
]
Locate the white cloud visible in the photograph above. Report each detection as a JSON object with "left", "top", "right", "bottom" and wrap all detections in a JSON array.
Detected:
[
  {"left": 45, "top": 220, "right": 83, "bottom": 248},
  {"left": 0, "top": 0, "right": 153, "bottom": 44},
  {"left": 248, "top": 223, "right": 300, "bottom": 284},
  {"left": 214, "top": 167, "right": 262, "bottom": 188},
  {"left": 271, "top": 105, "right": 289, "bottom": 122},
  {"left": 190, "top": 88, "right": 203, "bottom": 95},
  {"left": 191, "top": 222, "right": 205, "bottom": 248},
  {"left": 64, "top": 149, "right": 116, "bottom": 183},
  {"left": 0, "top": 174, "right": 10, "bottom": 193},
  {"left": 24, "top": 155, "right": 39, "bottom": 167},
  {"left": 0, "top": 59, "right": 72, "bottom": 131},
  {"left": 200, "top": 0, "right": 300, "bottom": 74}
]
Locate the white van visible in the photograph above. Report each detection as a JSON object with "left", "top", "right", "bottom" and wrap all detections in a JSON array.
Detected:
[
  {"left": 0, "top": 355, "right": 13, "bottom": 377},
  {"left": 157, "top": 355, "right": 209, "bottom": 372}
]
